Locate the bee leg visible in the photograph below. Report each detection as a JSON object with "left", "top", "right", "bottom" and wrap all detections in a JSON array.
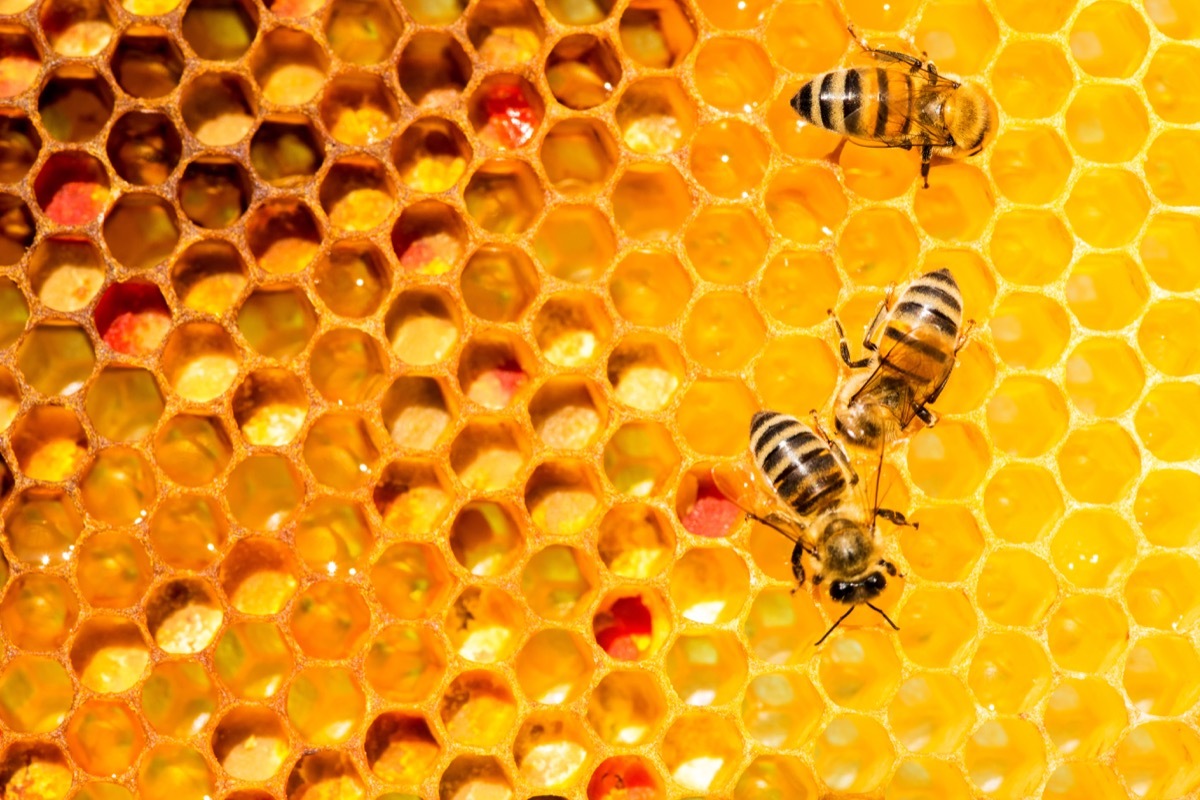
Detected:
[
  {"left": 878, "top": 559, "right": 901, "bottom": 578},
  {"left": 809, "top": 410, "right": 860, "bottom": 486},
  {"left": 828, "top": 309, "right": 874, "bottom": 368},
  {"left": 790, "top": 544, "right": 807, "bottom": 587},
  {"left": 847, "top": 23, "right": 871, "bottom": 51},
  {"left": 920, "top": 145, "right": 933, "bottom": 188},
  {"left": 876, "top": 507, "right": 918, "bottom": 529},
  {"left": 956, "top": 319, "right": 977, "bottom": 353},
  {"left": 862, "top": 298, "right": 888, "bottom": 351},
  {"left": 914, "top": 403, "right": 940, "bottom": 428}
]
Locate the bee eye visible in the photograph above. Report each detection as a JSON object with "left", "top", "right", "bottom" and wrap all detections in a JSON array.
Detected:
[
  {"left": 867, "top": 572, "right": 886, "bottom": 591},
  {"left": 829, "top": 581, "right": 851, "bottom": 602}
]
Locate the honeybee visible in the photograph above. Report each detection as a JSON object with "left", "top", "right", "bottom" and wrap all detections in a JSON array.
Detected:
[
  {"left": 790, "top": 26, "right": 998, "bottom": 187},
  {"left": 714, "top": 410, "right": 911, "bottom": 644},
  {"left": 830, "top": 268, "right": 971, "bottom": 450}
]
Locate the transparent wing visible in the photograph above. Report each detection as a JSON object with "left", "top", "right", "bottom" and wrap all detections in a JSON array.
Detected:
[{"left": 850, "top": 328, "right": 945, "bottom": 428}]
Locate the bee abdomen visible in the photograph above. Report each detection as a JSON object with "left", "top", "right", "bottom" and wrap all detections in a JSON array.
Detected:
[
  {"left": 891, "top": 269, "right": 964, "bottom": 337},
  {"left": 791, "top": 69, "right": 871, "bottom": 137},
  {"left": 749, "top": 411, "right": 848, "bottom": 516}
]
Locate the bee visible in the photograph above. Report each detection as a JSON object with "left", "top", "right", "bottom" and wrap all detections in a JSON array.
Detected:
[
  {"left": 829, "top": 268, "right": 971, "bottom": 451},
  {"left": 714, "top": 410, "right": 911, "bottom": 644},
  {"left": 790, "top": 26, "right": 998, "bottom": 187}
]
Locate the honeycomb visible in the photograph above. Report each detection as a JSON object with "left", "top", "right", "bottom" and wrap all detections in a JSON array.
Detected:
[{"left": 0, "top": 0, "right": 1198, "bottom": 795}]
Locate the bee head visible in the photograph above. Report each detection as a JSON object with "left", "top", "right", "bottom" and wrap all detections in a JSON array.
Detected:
[
  {"left": 828, "top": 571, "right": 888, "bottom": 605},
  {"left": 943, "top": 82, "right": 998, "bottom": 158}
]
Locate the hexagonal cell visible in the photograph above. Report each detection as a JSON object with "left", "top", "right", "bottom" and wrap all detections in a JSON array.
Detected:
[
  {"left": 379, "top": 376, "right": 453, "bottom": 452},
  {"left": 249, "top": 27, "right": 327, "bottom": 107},
  {"left": 991, "top": 128, "right": 1073, "bottom": 205},
  {"left": 37, "top": 65, "right": 113, "bottom": 144},
  {"left": 612, "top": 162, "right": 691, "bottom": 241},
  {"left": 67, "top": 699, "right": 145, "bottom": 777},
  {"left": 397, "top": 30, "right": 471, "bottom": 108},
  {"left": 1044, "top": 763, "right": 1127, "bottom": 800},
  {"left": 838, "top": 208, "right": 920, "bottom": 287},
  {"left": 161, "top": 321, "right": 240, "bottom": 403},
  {"left": 1136, "top": 381, "right": 1200, "bottom": 463},
  {"left": 764, "top": 163, "right": 846, "bottom": 244},
  {"left": 315, "top": 74, "right": 398, "bottom": 149},
  {"left": 607, "top": 332, "right": 686, "bottom": 413},
  {"left": 323, "top": 0, "right": 401, "bottom": 63},
  {"left": 1137, "top": 468, "right": 1200, "bottom": 548},
  {"left": 515, "top": 629, "right": 593, "bottom": 705},
  {"left": 439, "top": 668, "right": 515, "bottom": 747},
  {"left": 963, "top": 719, "right": 1047, "bottom": 800},
  {"left": 178, "top": 157, "right": 250, "bottom": 230},
  {"left": 524, "top": 459, "right": 602, "bottom": 536},
  {"left": 247, "top": 116, "right": 324, "bottom": 188},
  {"left": 813, "top": 714, "right": 896, "bottom": 793},
  {"left": 211, "top": 705, "right": 288, "bottom": 781},
  {"left": 361, "top": 711, "right": 442, "bottom": 785},
  {"left": 589, "top": 756, "right": 666, "bottom": 800},
  {"left": 906, "top": 420, "right": 990, "bottom": 500},
  {"left": 615, "top": 77, "right": 697, "bottom": 157},
  {"left": 69, "top": 615, "right": 151, "bottom": 693},
  {"left": 181, "top": 0, "right": 258, "bottom": 60},
  {"left": 102, "top": 115, "right": 180, "bottom": 194},
  {"left": 968, "top": 631, "right": 1052, "bottom": 714},
  {"left": 989, "top": 209, "right": 1071, "bottom": 286},
  {"left": 448, "top": 419, "right": 525, "bottom": 492},
  {"left": 750, "top": 252, "right": 836, "bottom": 329},
  {"left": 1065, "top": 337, "right": 1144, "bottom": 418},
  {"left": 77, "top": 530, "right": 153, "bottom": 609},
  {"left": 231, "top": 369, "right": 308, "bottom": 447},
  {"left": 541, "top": 117, "right": 618, "bottom": 194},
  {"left": 79, "top": 446, "right": 156, "bottom": 527},
  {"left": 515, "top": 711, "right": 593, "bottom": 789},
  {"left": 169, "top": 240, "right": 246, "bottom": 317},
  {"left": 1147, "top": 129, "right": 1200, "bottom": 206},
  {"left": 1057, "top": 421, "right": 1141, "bottom": 504},
  {"left": 597, "top": 503, "right": 674, "bottom": 579},
  {"left": 669, "top": 547, "right": 749, "bottom": 624},
  {"left": 457, "top": 246, "right": 538, "bottom": 325},
  {"left": 665, "top": 630, "right": 748, "bottom": 707},
  {"left": 1044, "top": 676, "right": 1127, "bottom": 758},
  {"left": 1066, "top": 84, "right": 1149, "bottom": 164},
  {"left": 286, "top": 665, "right": 365, "bottom": 746},
  {"left": 532, "top": 206, "right": 613, "bottom": 284},
  {"left": 522, "top": 544, "right": 596, "bottom": 621},
  {"left": 373, "top": 459, "right": 453, "bottom": 535},
  {"left": 102, "top": 193, "right": 180, "bottom": 273},
  {"left": 0, "top": 655, "right": 73, "bottom": 733},
  {"left": 1124, "top": 633, "right": 1200, "bottom": 716},
  {"left": 986, "top": 375, "right": 1069, "bottom": 457},
  {"left": 682, "top": 208, "right": 766, "bottom": 286},
  {"left": 143, "top": 577, "right": 223, "bottom": 655},
  {"left": 154, "top": 413, "right": 232, "bottom": 487},
  {"left": 1048, "top": 594, "right": 1129, "bottom": 674},
  {"left": 897, "top": 586, "right": 977, "bottom": 668},
  {"left": 584, "top": 671, "right": 667, "bottom": 749},
  {"left": 392, "top": 200, "right": 468, "bottom": 277},
  {"left": 110, "top": 26, "right": 183, "bottom": 98},
  {"left": 309, "top": 242, "right": 388, "bottom": 320},
  {"left": 363, "top": 623, "right": 444, "bottom": 704},
  {"left": 991, "top": 39, "right": 1072, "bottom": 120},
  {"left": 661, "top": 711, "right": 744, "bottom": 793},
  {"left": 40, "top": 0, "right": 113, "bottom": 57},
  {"left": 896, "top": 506, "right": 983, "bottom": 584},
  {"left": 33, "top": 150, "right": 110, "bottom": 226},
  {"left": 141, "top": 661, "right": 217, "bottom": 739},
  {"left": 448, "top": 500, "right": 526, "bottom": 577},
  {"left": 439, "top": 756, "right": 513, "bottom": 800},
  {"left": 467, "top": 74, "right": 543, "bottom": 150},
  {"left": 0, "top": 743, "right": 72, "bottom": 798},
  {"left": 593, "top": 588, "right": 671, "bottom": 661},
  {"left": 9, "top": 406, "right": 89, "bottom": 482},
  {"left": 528, "top": 377, "right": 605, "bottom": 451},
  {"left": 457, "top": 331, "right": 535, "bottom": 410},
  {"left": 694, "top": 36, "right": 774, "bottom": 111},
  {"left": 535, "top": 292, "right": 612, "bottom": 368},
  {"left": 388, "top": 119, "right": 470, "bottom": 197},
  {"left": 244, "top": 203, "right": 321, "bottom": 278},
  {"left": 320, "top": 155, "right": 395, "bottom": 232},
  {"left": 1066, "top": 168, "right": 1150, "bottom": 248},
  {"left": 92, "top": 282, "right": 171, "bottom": 359},
  {"left": 684, "top": 291, "right": 766, "bottom": 372},
  {"left": 692, "top": 119, "right": 773, "bottom": 202},
  {"left": 72, "top": 782, "right": 140, "bottom": 800},
  {"left": 546, "top": 33, "right": 622, "bottom": 110},
  {"left": 465, "top": 0, "right": 543, "bottom": 65},
  {"left": 976, "top": 547, "right": 1057, "bottom": 627},
  {"left": 991, "top": 291, "right": 1071, "bottom": 369},
  {"left": 0, "top": 26, "right": 40, "bottom": 99},
  {"left": 238, "top": 286, "right": 318, "bottom": 361},
  {"left": 219, "top": 537, "right": 297, "bottom": 615},
  {"left": 610, "top": 249, "right": 691, "bottom": 327},
  {"left": 303, "top": 413, "right": 380, "bottom": 492},
  {"left": 284, "top": 752, "right": 364, "bottom": 800},
  {"left": 1143, "top": 211, "right": 1200, "bottom": 292},
  {"left": 1145, "top": 43, "right": 1200, "bottom": 123},
  {"left": 181, "top": 72, "right": 256, "bottom": 146},
  {"left": 1051, "top": 508, "right": 1137, "bottom": 590},
  {"left": 290, "top": 581, "right": 370, "bottom": 660},
  {"left": 1115, "top": 721, "right": 1200, "bottom": 800},
  {"left": 886, "top": 672, "right": 975, "bottom": 755},
  {"left": 23, "top": 238, "right": 98, "bottom": 314},
  {"left": 913, "top": 0, "right": 999, "bottom": 69},
  {"left": 309, "top": 328, "right": 388, "bottom": 406},
  {"left": 603, "top": 421, "right": 679, "bottom": 498},
  {"left": 150, "top": 494, "right": 227, "bottom": 573},
  {"left": 446, "top": 585, "right": 524, "bottom": 664},
  {"left": 226, "top": 453, "right": 305, "bottom": 532},
  {"left": 1070, "top": 0, "right": 1149, "bottom": 78},
  {"left": 0, "top": 572, "right": 79, "bottom": 651},
  {"left": 463, "top": 158, "right": 543, "bottom": 234},
  {"left": 1129, "top": 552, "right": 1200, "bottom": 635},
  {"left": 913, "top": 163, "right": 994, "bottom": 241},
  {"left": 0, "top": 195, "right": 32, "bottom": 271},
  {"left": 620, "top": 0, "right": 695, "bottom": 68},
  {"left": 1140, "top": 299, "right": 1200, "bottom": 377}
]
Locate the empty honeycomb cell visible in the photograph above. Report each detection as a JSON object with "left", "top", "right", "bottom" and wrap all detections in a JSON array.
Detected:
[
  {"left": 669, "top": 547, "right": 748, "bottom": 624},
  {"left": 303, "top": 413, "right": 380, "bottom": 490},
  {"left": 817, "top": 629, "right": 903, "bottom": 712},
  {"left": 40, "top": 0, "right": 112, "bottom": 57},
  {"left": 612, "top": 162, "right": 692, "bottom": 241},
  {"left": 681, "top": 210, "right": 764, "bottom": 287},
  {"left": 181, "top": 0, "right": 258, "bottom": 60},
  {"left": 1065, "top": 337, "right": 1144, "bottom": 416},
  {"left": 110, "top": 27, "right": 183, "bottom": 98},
  {"left": 79, "top": 446, "right": 157, "bottom": 526},
  {"left": 464, "top": 159, "right": 544, "bottom": 234},
  {"left": 659, "top": 711, "right": 742, "bottom": 793},
  {"left": 449, "top": 500, "right": 525, "bottom": 575},
  {"left": 985, "top": 375, "right": 1069, "bottom": 457},
  {"left": 765, "top": 164, "right": 846, "bottom": 244},
  {"left": 615, "top": 77, "right": 695, "bottom": 156},
  {"left": 381, "top": 376, "right": 456, "bottom": 451},
  {"left": 1123, "top": 633, "right": 1200, "bottom": 716},
  {"left": 610, "top": 250, "right": 692, "bottom": 327},
  {"left": 226, "top": 452, "right": 304, "bottom": 531},
  {"left": 458, "top": 331, "right": 537, "bottom": 409},
  {"left": 900, "top": 506, "right": 983, "bottom": 583},
  {"left": 138, "top": 744, "right": 214, "bottom": 800},
  {"left": 898, "top": 586, "right": 977, "bottom": 668},
  {"left": 990, "top": 128, "right": 1074, "bottom": 205},
  {"left": 250, "top": 28, "right": 327, "bottom": 106},
  {"left": 528, "top": 377, "right": 605, "bottom": 450},
  {"left": 239, "top": 289, "right": 319, "bottom": 362},
  {"left": 964, "top": 719, "right": 1047, "bottom": 800},
  {"left": 212, "top": 706, "right": 289, "bottom": 781},
  {"left": 1144, "top": 43, "right": 1200, "bottom": 123},
  {"left": 311, "top": 241, "right": 389, "bottom": 319},
  {"left": 319, "top": 156, "right": 396, "bottom": 232},
  {"left": 541, "top": 117, "right": 618, "bottom": 194},
  {"left": 141, "top": 661, "right": 217, "bottom": 740},
  {"left": 587, "top": 669, "right": 668, "bottom": 747},
  {"left": 0, "top": 572, "right": 78, "bottom": 651},
  {"left": 0, "top": 277, "right": 26, "bottom": 347},
  {"left": 665, "top": 631, "right": 748, "bottom": 707},
  {"left": 1147, "top": 129, "right": 1200, "bottom": 206},
  {"left": 154, "top": 413, "right": 232, "bottom": 488},
  {"left": 365, "top": 712, "right": 441, "bottom": 785},
  {"left": 250, "top": 117, "right": 324, "bottom": 187},
  {"left": 1114, "top": 722, "right": 1200, "bottom": 800},
  {"left": 1136, "top": 381, "right": 1200, "bottom": 462},
  {"left": 294, "top": 498, "right": 374, "bottom": 576},
  {"left": 892, "top": 759, "right": 977, "bottom": 800},
  {"left": 1044, "top": 676, "right": 1126, "bottom": 758},
  {"left": 287, "top": 665, "right": 365, "bottom": 745},
  {"left": 689, "top": 119, "right": 770, "bottom": 199},
  {"left": 907, "top": 420, "right": 990, "bottom": 500},
  {"left": 526, "top": 460, "right": 603, "bottom": 535},
  {"left": 765, "top": 0, "right": 847, "bottom": 73},
  {"left": 291, "top": 581, "right": 370, "bottom": 659},
  {"left": 66, "top": 699, "right": 145, "bottom": 777},
  {"left": 466, "top": 0, "right": 544, "bottom": 66},
  {"left": 1070, "top": 0, "right": 1150, "bottom": 77},
  {"left": 220, "top": 537, "right": 298, "bottom": 614},
  {"left": 754, "top": 251, "right": 840, "bottom": 329},
  {"left": 398, "top": 31, "right": 471, "bottom": 108},
  {"left": 813, "top": 714, "right": 894, "bottom": 793},
  {"left": 915, "top": 0, "right": 1001, "bottom": 70},
  {"left": 76, "top": 529, "right": 153, "bottom": 609},
  {"left": 144, "top": 577, "right": 222, "bottom": 655},
  {"left": 968, "top": 631, "right": 1052, "bottom": 713},
  {"left": 447, "top": 585, "right": 524, "bottom": 663},
  {"left": 170, "top": 240, "right": 248, "bottom": 316},
  {"left": 1045, "top": 763, "right": 1127, "bottom": 800},
  {"left": 683, "top": 291, "right": 766, "bottom": 372},
  {"left": 38, "top": 66, "right": 113, "bottom": 143},
  {"left": 366, "top": 623, "right": 446, "bottom": 703},
  {"left": 597, "top": 503, "right": 674, "bottom": 579},
  {"left": 594, "top": 588, "right": 671, "bottom": 661},
  {"left": 1067, "top": 252, "right": 1150, "bottom": 332},
  {"left": 439, "top": 755, "right": 513, "bottom": 800},
  {"left": 319, "top": 74, "right": 401, "bottom": 148},
  {"left": 70, "top": 614, "right": 151, "bottom": 693},
  {"left": 744, "top": 587, "right": 826, "bottom": 663},
  {"left": 515, "top": 629, "right": 594, "bottom": 704},
  {"left": 0, "top": 195, "right": 34, "bottom": 268},
  {"left": 913, "top": 163, "right": 995, "bottom": 242},
  {"left": 1127, "top": 552, "right": 1200, "bottom": 630},
  {"left": 991, "top": 291, "right": 1071, "bottom": 369},
  {"left": 285, "top": 751, "right": 365, "bottom": 800},
  {"left": 75, "top": 783, "right": 138, "bottom": 800},
  {"left": 976, "top": 547, "right": 1057, "bottom": 626},
  {"left": 373, "top": 459, "right": 453, "bottom": 534},
  {"left": 1065, "top": 168, "right": 1151, "bottom": 248},
  {"left": 983, "top": 463, "right": 1063, "bottom": 543},
  {"left": 180, "top": 73, "right": 257, "bottom": 146},
  {"left": 451, "top": 417, "right": 530, "bottom": 491},
  {"left": 602, "top": 421, "right": 679, "bottom": 497},
  {"left": 989, "top": 209, "right": 1073, "bottom": 285},
  {"left": 1057, "top": 421, "right": 1141, "bottom": 504},
  {"left": 887, "top": 672, "right": 975, "bottom": 754},
  {"left": 18, "top": 323, "right": 94, "bottom": 397},
  {"left": 522, "top": 544, "right": 595, "bottom": 620},
  {"left": 1052, "top": 508, "right": 1137, "bottom": 590},
  {"left": 839, "top": 208, "right": 921, "bottom": 286},
  {"left": 310, "top": 327, "right": 389, "bottom": 404},
  {"left": 34, "top": 150, "right": 110, "bottom": 227},
  {"left": 10, "top": 406, "right": 90, "bottom": 482},
  {"left": 1047, "top": 593, "right": 1129, "bottom": 673},
  {"left": 1139, "top": 299, "right": 1200, "bottom": 378},
  {"left": 2, "top": 487, "right": 82, "bottom": 567},
  {"left": 0, "top": 27, "right": 40, "bottom": 98},
  {"left": 533, "top": 292, "right": 612, "bottom": 368},
  {"left": 439, "top": 669, "right": 516, "bottom": 747},
  {"left": 0, "top": 655, "right": 73, "bottom": 733},
  {"left": 160, "top": 321, "right": 241, "bottom": 403},
  {"left": 621, "top": 0, "right": 695, "bottom": 68},
  {"left": 1142, "top": 211, "right": 1200, "bottom": 291},
  {"left": 178, "top": 157, "right": 251, "bottom": 230},
  {"left": 151, "top": 495, "right": 226, "bottom": 572}
]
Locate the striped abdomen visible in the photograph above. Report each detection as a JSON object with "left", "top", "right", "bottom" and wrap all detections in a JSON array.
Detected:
[
  {"left": 749, "top": 411, "right": 847, "bottom": 517},
  {"left": 881, "top": 268, "right": 963, "bottom": 381},
  {"left": 790, "top": 67, "right": 923, "bottom": 143}
]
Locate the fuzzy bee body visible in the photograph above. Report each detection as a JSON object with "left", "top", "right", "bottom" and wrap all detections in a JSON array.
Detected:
[
  {"left": 790, "top": 34, "right": 998, "bottom": 186},
  {"left": 833, "top": 268, "right": 967, "bottom": 449}
]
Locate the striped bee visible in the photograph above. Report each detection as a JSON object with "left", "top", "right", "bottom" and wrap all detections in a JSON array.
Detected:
[
  {"left": 791, "top": 26, "right": 998, "bottom": 187},
  {"left": 830, "top": 268, "right": 970, "bottom": 451},
  {"left": 713, "top": 411, "right": 910, "bottom": 644}
]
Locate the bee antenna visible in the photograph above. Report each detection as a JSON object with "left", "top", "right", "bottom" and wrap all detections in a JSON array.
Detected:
[
  {"left": 866, "top": 602, "right": 900, "bottom": 631},
  {"left": 816, "top": 606, "right": 855, "bottom": 646}
]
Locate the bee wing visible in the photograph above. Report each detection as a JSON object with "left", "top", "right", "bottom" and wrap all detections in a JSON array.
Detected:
[
  {"left": 837, "top": 62, "right": 959, "bottom": 150},
  {"left": 849, "top": 332, "right": 929, "bottom": 429},
  {"left": 858, "top": 47, "right": 961, "bottom": 88},
  {"left": 710, "top": 462, "right": 810, "bottom": 546}
]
